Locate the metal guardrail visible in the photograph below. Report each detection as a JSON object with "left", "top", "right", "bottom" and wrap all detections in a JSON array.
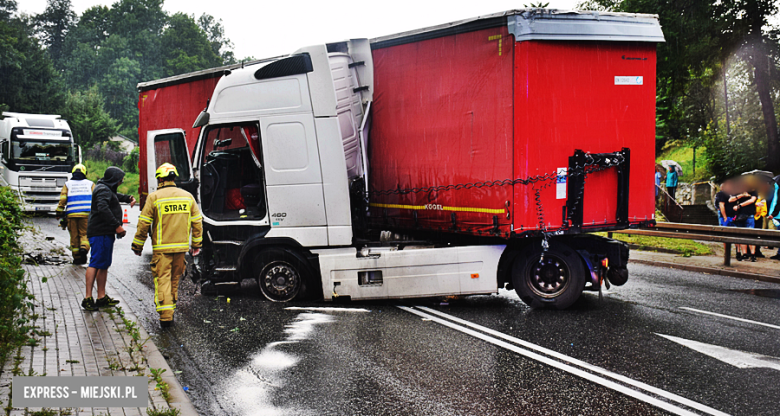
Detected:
[{"left": 611, "top": 222, "right": 780, "bottom": 266}]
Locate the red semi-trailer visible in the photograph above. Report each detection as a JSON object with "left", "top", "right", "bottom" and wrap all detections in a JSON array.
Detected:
[
  {"left": 137, "top": 10, "right": 664, "bottom": 308},
  {"left": 368, "top": 18, "right": 658, "bottom": 237}
]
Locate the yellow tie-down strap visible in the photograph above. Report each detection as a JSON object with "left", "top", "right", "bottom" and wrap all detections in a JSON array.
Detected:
[{"left": 369, "top": 202, "right": 505, "bottom": 215}]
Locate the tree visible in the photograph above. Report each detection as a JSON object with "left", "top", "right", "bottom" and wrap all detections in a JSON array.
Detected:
[
  {"left": 61, "top": 86, "right": 118, "bottom": 148},
  {"left": 721, "top": 0, "right": 780, "bottom": 172},
  {"left": 107, "top": 0, "right": 166, "bottom": 82},
  {"left": 35, "top": 0, "right": 76, "bottom": 65},
  {"left": 0, "top": 0, "right": 16, "bottom": 21},
  {"left": 706, "top": 59, "right": 770, "bottom": 179},
  {"left": 0, "top": 4, "right": 64, "bottom": 113},
  {"left": 59, "top": 6, "right": 112, "bottom": 90},
  {"left": 98, "top": 57, "right": 141, "bottom": 138},
  {"left": 53, "top": 0, "right": 239, "bottom": 143},
  {"left": 198, "top": 13, "right": 235, "bottom": 65},
  {"left": 578, "top": 1, "right": 726, "bottom": 151},
  {"left": 161, "top": 13, "right": 221, "bottom": 77},
  {"left": 578, "top": 0, "right": 780, "bottom": 173}
]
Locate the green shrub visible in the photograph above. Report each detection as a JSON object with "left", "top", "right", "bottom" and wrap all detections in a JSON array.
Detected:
[
  {"left": 123, "top": 147, "right": 140, "bottom": 174},
  {"left": 83, "top": 159, "right": 139, "bottom": 199},
  {"left": 0, "top": 186, "right": 33, "bottom": 365}
]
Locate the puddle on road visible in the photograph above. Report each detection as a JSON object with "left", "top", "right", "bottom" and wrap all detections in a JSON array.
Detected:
[
  {"left": 213, "top": 312, "right": 334, "bottom": 416},
  {"left": 731, "top": 289, "right": 780, "bottom": 299}
]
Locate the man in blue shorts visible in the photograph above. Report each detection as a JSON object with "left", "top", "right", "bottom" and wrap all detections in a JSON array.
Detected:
[{"left": 82, "top": 166, "right": 136, "bottom": 311}]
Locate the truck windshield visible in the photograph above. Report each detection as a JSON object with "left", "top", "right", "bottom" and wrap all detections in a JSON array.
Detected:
[
  {"left": 199, "top": 123, "right": 266, "bottom": 220},
  {"left": 11, "top": 139, "right": 74, "bottom": 164}
]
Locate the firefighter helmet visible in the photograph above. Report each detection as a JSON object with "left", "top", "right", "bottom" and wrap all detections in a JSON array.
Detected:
[
  {"left": 155, "top": 163, "right": 178, "bottom": 179},
  {"left": 72, "top": 164, "right": 87, "bottom": 174}
]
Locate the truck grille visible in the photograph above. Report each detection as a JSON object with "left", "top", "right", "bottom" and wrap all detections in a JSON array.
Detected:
[
  {"left": 20, "top": 176, "right": 58, "bottom": 188},
  {"left": 18, "top": 176, "right": 63, "bottom": 210}
]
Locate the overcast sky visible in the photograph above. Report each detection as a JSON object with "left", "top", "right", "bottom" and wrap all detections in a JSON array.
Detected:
[{"left": 19, "top": 0, "right": 584, "bottom": 59}]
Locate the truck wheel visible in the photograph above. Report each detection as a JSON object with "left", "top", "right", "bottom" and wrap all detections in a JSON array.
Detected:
[
  {"left": 511, "top": 242, "right": 585, "bottom": 309},
  {"left": 255, "top": 248, "right": 307, "bottom": 302}
]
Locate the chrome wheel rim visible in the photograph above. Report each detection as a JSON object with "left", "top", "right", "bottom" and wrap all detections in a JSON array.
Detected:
[{"left": 528, "top": 255, "right": 570, "bottom": 299}]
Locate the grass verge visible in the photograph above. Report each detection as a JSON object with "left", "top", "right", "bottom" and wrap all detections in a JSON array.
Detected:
[
  {"left": 596, "top": 232, "right": 713, "bottom": 257},
  {"left": 656, "top": 141, "right": 712, "bottom": 183}
]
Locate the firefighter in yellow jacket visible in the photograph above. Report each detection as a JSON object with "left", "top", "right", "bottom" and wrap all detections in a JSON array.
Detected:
[
  {"left": 56, "top": 164, "right": 95, "bottom": 264},
  {"left": 131, "top": 163, "right": 202, "bottom": 327}
]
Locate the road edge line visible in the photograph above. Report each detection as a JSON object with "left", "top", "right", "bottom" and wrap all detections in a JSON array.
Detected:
[
  {"left": 679, "top": 307, "right": 780, "bottom": 330},
  {"left": 398, "top": 306, "right": 707, "bottom": 416},
  {"left": 414, "top": 306, "right": 730, "bottom": 416}
]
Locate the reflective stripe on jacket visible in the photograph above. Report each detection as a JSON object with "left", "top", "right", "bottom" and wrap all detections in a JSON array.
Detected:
[
  {"left": 56, "top": 180, "right": 95, "bottom": 218},
  {"left": 131, "top": 183, "right": 203, "bottom": 253}
]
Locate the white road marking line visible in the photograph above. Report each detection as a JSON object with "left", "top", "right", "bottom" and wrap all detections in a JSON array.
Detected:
[
  {"left": 657, "top": 333, "right": 780, "bottom": 371},
  {"left": 410, "top": 306, "right": 729, "bottom": 416},
  {"left": 284, "top": 306, "right": 370, "bottom": 313},
  {"left": 679, "top": 307, "right": 780, "bottom": 330}
]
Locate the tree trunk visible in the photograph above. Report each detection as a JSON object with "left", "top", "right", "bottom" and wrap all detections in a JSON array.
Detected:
[
  {"left": 744, "top": 0, "right": 780, "bottom": 172},
  {"left": 750, "top": 47, "right": 780, "bottom": 172},
  {"left": 723, "top": 60, "right": 730, "bottom": 136}
]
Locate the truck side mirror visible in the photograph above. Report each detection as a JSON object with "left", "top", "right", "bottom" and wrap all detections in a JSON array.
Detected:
[
  {"left": 77, "top": 145, "right": 82, "bottom": 163},
  {"left": 193, "top": 111, "right": 210, "bottom": 128}
]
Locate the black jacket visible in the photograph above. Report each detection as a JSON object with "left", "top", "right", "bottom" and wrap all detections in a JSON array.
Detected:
[{"left": 87, "top": 166, "right": 132, "bottom": 238}]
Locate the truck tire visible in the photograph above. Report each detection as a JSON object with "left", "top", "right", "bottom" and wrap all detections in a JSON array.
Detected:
[
  {"left": 511, "top": 241, "right": 586, "bottom": 309},
  {"left": 254, "top": 248, "right": 309, "bottom": 302}
]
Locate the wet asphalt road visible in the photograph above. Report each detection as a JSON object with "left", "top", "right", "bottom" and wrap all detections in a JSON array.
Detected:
[{"left": 33, "top": 211, "right": 780, "bottom": 416}]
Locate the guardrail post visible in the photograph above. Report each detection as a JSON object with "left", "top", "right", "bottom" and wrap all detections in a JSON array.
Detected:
[{"left": 724, "top": 243, "right": 731, "bottom": 266}]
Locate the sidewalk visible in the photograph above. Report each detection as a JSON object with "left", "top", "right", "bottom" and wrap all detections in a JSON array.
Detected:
[
  {"left": 630, "top": 248, "right": 780, "bottom": 284},
  {"left": 0, "top": 230, "right": 197, "bottom": 416}
]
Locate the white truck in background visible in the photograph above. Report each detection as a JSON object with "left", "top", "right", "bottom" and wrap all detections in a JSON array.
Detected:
[{"left": 0, "top": 112, "right": 80, "bottom": 212}]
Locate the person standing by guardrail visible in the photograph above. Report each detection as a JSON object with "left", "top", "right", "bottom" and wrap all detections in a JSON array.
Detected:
[
  {"left": 715, "top": 180, "right": 735, "bottom": 227},
  {"left": 666, "top": 165, "right": 678, "bottom": 199},
  {"left": 768, "top": 175, "right": 780, "bottom": 260},
  {"left": 730, "top": 183, "right": 757, "bottom": 262},
  {"left": 754, "top": 193, "right": 768, "bottom": 258}
]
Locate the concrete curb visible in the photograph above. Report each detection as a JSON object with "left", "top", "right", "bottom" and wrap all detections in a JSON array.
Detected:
[
  {"left": 106, "top": 281, "right": 200, "bottom": 416},
  {"left": 629, "top": 258, "right": 780, "bottom": 284}
]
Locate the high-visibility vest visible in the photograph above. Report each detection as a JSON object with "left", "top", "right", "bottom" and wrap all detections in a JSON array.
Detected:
[{"left": 65, "top": 179, "right": 94, "bottom": 214}]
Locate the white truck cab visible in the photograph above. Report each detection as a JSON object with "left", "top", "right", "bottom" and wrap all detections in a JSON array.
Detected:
[{"left": 0, "top": 112, "right": 79, "bottom": 212}]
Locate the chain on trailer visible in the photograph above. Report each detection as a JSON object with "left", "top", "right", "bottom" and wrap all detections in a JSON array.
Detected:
[{"left": 365, "top": 150, "right": 627, "bottom": 254}]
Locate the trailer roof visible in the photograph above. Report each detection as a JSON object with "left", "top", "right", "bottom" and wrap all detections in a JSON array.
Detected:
[
  {"left": 136, "top": 56, "right": 283, "bottom": 92},
  {"left": 137, "top": 9, "right": 663, "bottom": 91},
  {"left": 370, "top": 9, "right": 664, "bottom": 49}
]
